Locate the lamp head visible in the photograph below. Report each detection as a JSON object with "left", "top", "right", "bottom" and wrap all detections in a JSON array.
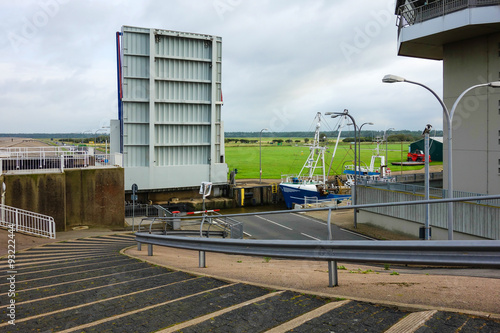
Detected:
[
  {"left": 382, "top": 74, "right": 405, "bottom": 83},
  {"left": 489, "top": 81, "right": 500, "bottom": 88}
]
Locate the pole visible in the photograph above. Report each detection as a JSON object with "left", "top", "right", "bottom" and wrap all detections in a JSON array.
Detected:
[
  {"left": 424, "top": 130, "right": 430, "bottom": 240},
  {"left": 404, "top": 79, "right": 454, "bottom": 240},
  {"left": 259, "top": 128, "right": 267, "bottom": 183},
  {"left": 400, "top": 141, "right": 403, "bottom": 175},
  {"left": 260, "top": 131, "right": 263, "bottom": 183}
]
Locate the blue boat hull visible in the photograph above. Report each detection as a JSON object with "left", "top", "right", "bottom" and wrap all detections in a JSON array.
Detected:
[{"left": 279, "top": 184, "right": 350, "bottom": 209}]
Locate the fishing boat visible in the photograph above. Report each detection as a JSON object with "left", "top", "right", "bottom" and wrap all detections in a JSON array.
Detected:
[
  {"left": 343, "top": 137, "right": 394, "bottom": 186},
  {"left": 279, "top": 112, "right": 351, "bottom": 209}
]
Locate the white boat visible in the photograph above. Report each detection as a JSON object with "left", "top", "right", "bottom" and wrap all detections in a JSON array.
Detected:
[
  {"left": 279, "top": 112, "right": 350, "bottom": 209},
  {"left": 343, "top": 137, "right": 394, "bottom": 186}
]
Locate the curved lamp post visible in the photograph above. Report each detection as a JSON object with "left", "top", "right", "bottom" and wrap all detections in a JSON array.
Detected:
[
  {"left": 326, "top": 110, "right": 358, "bottom": 228},
  {"left": 384, "top": 128, "right": 395, "bottom": 171},
  {"left": 259, "top": 128, "right": 268, "bottom": 183},
  {"left": 383, "top": 74, "right": 500, "bottom": 240},
  {"left": 358, "top": 122, "right": 374, "bottom": 183}
]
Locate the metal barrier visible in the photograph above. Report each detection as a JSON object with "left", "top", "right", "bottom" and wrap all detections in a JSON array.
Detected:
[
  {"left": 135, "top": 194, "right": 500, "bottom": 286},
  {"left": 397, "top": 0, "right": 500, "bottom": 37},
  {"left": 0, "top": 204, "right": 56, "bottom": 239},
  {"left": 0, "top": 146, "right": 122, "bottom": 175}
]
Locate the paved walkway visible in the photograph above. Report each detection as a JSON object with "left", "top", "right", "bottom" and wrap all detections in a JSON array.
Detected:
[{"left": 1, "top": 232, "right": 500, "bottom": 332}]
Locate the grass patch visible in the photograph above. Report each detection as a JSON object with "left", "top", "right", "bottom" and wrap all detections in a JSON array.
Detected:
[{"left": 225, "top": 141, "right": 441, "bottom": 179}]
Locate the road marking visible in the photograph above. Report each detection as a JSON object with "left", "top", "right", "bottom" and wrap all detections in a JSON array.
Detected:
[
  {"left": 291, "top": 213, "right": 326, "bottom": 225},
  {"left": 339, "top": 228, "right": 377, "bottom": 240},
  {"left": 243, "top": 231, "right": 252, "bottom": 237},
  {"left": 300, "top": 232, "right": 320, "bottom": 240},
  {"left": 255, "top": 215, "right": 293, "bottom": 230}
]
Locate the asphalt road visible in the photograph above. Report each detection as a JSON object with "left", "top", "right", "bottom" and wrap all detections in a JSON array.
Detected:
[{"left": 231, "top": 211, "right": 373, "bottom": 241}]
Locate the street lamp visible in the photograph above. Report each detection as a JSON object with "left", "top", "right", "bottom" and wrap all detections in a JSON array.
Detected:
[
  {"left": 326, "top": 110, "right": 359, "bottom": 228},
  {"left": 259, "top": 128, "right": 268, "bottom": 183},
  {"left": 358, "top": 122, "right": 374, "bottom": 182},
  {"left": 383, "top": 74, "right": 500, "bottom": 240},
  {"left": 384, "top": 128, "right": 395, "bottom": 173},
  {"left": 95, "top": 127, "right": 110, "bottom": 153}
]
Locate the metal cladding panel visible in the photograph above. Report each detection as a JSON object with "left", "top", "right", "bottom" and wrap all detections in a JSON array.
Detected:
[
  {"left": 155, "top": 81, "right": 211, "bottom": 101},
  {"left": 124, "top": 146, "right": 148, "bottom": 167},
  {"left": 155, "top": 35, "right": 212, "bottom": 60},
  {"left": 123, "top": 124, "right": 148, "bottom": 145},
  {"left": 155, "top": 125, "right": 210, "bottom": 145},
  {"left": 155, "top": 146, "right": 210, "bottom": 166},
  {"left": 123, "top": 102, "right": 149, "bottom": 123},
  {"left": 119, "top": 26, "right": 226, "bottom": 190},
  {"left": 156, "top": 58, "right": 211, "bottom": 81},
  {"left": 155, "top": 104, "right": 210, "bottom": 123}
]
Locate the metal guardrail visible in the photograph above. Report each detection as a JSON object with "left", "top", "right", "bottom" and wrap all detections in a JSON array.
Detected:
[
  {"left": 362, "top": 181, "right": 500, "bottom": 208},
  {"left": 134, "top": 194, "right": 500, "bottom": 286},
  {"left": 397, "top": 0, "right": 500, "bottom": 34},
  {"left": 135, "top": 233, "right": 500, "bottom": 267},
  {"left": 0, "top": 204, "right": 56, "bottom": 239},
  {"left": 0, "top": 146, "right": 122, "bottom": 175}
]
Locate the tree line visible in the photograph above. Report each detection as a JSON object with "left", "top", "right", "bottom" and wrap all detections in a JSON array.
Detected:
[{"left": 226, "top": 130, "right": 442, "bottom": 140}]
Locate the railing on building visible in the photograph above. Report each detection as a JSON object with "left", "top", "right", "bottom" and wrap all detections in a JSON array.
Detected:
[
  {"left": 390, "top": 171, "right": 443, "bottom": 184},
  {"left": 0, "top": 203, "right": 56, "bottom": 239},
  {"left": 397, "top": 0, "right": 500, "bottom": 35},
  {"left": 0, "top": 146, "right": 122, "bottom": 175}
]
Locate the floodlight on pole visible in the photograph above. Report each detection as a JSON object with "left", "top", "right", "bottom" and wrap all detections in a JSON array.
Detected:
[
  {"left": 383, "top": 74, "right": 500, "bottom": 240},
  {"left": 259, "top": 128, "right": 268, "bottom": 184}
]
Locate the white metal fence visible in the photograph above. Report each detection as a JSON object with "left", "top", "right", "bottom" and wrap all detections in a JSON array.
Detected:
[
  {"left": 0, "top": 146, "right": 123, "bottom": 175},
  {"left": 357, "top": 185, "right": 500, "bottom": 239},
  {"left": 0, "top": 204, "right": 56, "bottom": 239}
]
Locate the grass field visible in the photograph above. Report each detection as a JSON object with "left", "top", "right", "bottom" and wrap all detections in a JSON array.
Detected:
[{"left": 225, "top": 141, "right": 442, "bottom": 179}]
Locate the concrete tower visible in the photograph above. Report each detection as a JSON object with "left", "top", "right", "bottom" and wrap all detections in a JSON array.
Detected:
[{"left": 395, "top": 0, "right": 500, "bottom": 195}]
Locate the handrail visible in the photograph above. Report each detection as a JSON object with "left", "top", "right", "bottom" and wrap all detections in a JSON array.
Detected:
[
  {"left": 397, "top": 0, "right": 500, "bottom": 32},
  {"left": 135, "top": 233, "right": 500, "bottom": 267},
  {"left": 134, "top": 194, "right": 500, "bottom": 286},
  {"left": 137, "top": 194, "right": 500, "bottom": 221},
  {"left": 0, "top": 204, "right": 56, "bottom": 239}
]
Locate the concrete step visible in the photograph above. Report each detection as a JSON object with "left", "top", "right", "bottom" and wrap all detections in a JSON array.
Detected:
[{"left": 1, "top": 235, "right": 499, "bottom": 332}]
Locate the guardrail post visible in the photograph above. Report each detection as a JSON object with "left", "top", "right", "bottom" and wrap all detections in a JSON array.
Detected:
[
  {"left": 147, "top": 244, "right": 153, "bottom": 256},
  {"left": 328, "top": 260, "right": 338, "bottom": 287},
  {"left": 137, "top": 242, "right": 142, "bottom": 251},
  {"left": 199, "top": 251, "right": 206, "bottom": 268}
]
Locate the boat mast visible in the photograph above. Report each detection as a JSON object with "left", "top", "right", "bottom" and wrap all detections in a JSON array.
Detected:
[
  {"left": 298, "top": 112, "right": 326, "bottom": 182},
  {"left": 327, "top": 116, "right": 347, "bottom": 178}
]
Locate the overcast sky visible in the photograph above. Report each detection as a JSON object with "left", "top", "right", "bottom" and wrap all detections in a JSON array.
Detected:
[{"left": 0, "top": 0, "right": 444, "bottom": 134}]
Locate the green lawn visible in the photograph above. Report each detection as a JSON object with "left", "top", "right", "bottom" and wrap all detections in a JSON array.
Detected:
[{"left": 225, "top": 141, "right": 442, "bottom": 179}]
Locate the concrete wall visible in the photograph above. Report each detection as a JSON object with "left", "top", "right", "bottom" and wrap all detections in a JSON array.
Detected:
[
  {"left": 5, "top": 173, "right": 67, "bottom": 231},
  {"left": 358, "top": 210, "right": 485, "bottom": 241},
  {"left": 3, "top": 168, "right": 124, "bottom": 231},
  {"left": 443, "top": 32, "right": 500, "bottom": 195},
  {"left": 65, "top": 169, "right": 125, "bottom": 229}
]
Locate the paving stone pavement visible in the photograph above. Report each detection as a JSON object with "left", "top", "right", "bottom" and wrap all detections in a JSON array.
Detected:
[{"left": 1, "top": 234, "right": 500, "bottom": 332}]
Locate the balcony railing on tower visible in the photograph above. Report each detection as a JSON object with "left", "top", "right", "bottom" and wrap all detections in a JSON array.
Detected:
[{"left": 397, "top": 0, "right": 500, "bottom": 35}]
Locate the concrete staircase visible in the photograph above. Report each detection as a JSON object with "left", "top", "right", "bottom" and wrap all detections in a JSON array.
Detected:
[{"left": 1, "top": 235, "right": 499, "bottom": 332}]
